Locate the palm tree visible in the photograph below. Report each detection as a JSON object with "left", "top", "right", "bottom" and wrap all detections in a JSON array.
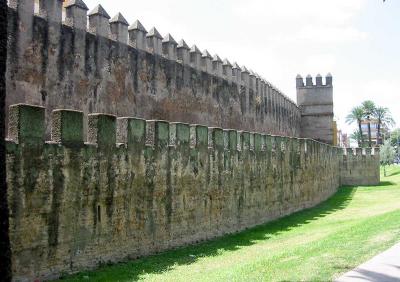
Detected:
[
  {"left": 374, "top": 107, "right": 395, "bottom": 145},
  {"left": 350, "top": 130, "right": 363, "bottom": 147},
  {"left": 361, "top": 100, "right": 376, "bottom": 147},
  {"left": 346, "top": 106, "right": 365, "bottom": 147}
]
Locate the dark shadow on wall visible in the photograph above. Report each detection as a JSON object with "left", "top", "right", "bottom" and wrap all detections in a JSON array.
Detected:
[
  {"left": 58, "top": 186, "right": 363, "bottom": 282},
  {"left": 0, "top": 0, "right": 11, "bottom": 281}
]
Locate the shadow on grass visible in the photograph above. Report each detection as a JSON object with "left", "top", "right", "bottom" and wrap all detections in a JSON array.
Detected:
[
  {"left": 59, "top": 184, "right": 392, "bottom": 282},
  {"left": 388, "top": 170, "right": 400, "bottom": 177},
  {"left": 381, "top": 166, "right": 400, "bottom": 177},
  {"left": 377, "top": 181, "right": 397, "bottom": 187}
]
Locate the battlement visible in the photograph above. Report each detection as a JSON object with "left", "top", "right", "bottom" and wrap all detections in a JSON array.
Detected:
[
  {"left": 8, "top": 0, "right": 297, "bottom": 106},
  {"left": 7, "top": 104, "right": 377, "bottom": 161},
  {"left": 296, "top": 74, "right": 333, "bottom": 88},
  {"left": 6, "top": 104, "right": 310, "bottom": 154},
  {"left": 6, "top": 0, "right": 301, "bottom": 139},
  {"left": 343, "top": 147, "right": 380, "bottom": 157}
]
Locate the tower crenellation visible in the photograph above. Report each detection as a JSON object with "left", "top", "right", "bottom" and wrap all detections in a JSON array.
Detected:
[
  {"left": 162, "top": 33, "right": 178, "bottom": 60},
  {"left": 212, "top": 54, "right": 223, "bottom": 77},
  {"left": 315, "top": 73, "right": 323, "bottom": 86},
  {"left": 222, "top": 58, "right": 232, "bottom": 81},
  {"left": 232, "top": 62, "right": 241, "bottom": 84},
  {"left": 326, "top": 72, "right": 333, "bottom": 86},
  {"left": 241, "top": 66, "right": 250, "bottom": 88},
  {"left": 305, "top": 74, "right": 313, "bottom": 86},
  {"left": 128, "top": 20, "right": 147, "bottom": 50},
  {"left": 190, "top": 45, "right": 202, "bottom": 70},
  {"left": 201, "top": 50, "right": 213, "bottom": 73},
  {"left": 249, "top": 70, "right": 256, "bottom": 91},
  {"left": 88, "top": 4, "right": 111, "bottom": 37},
  {"left": 177, "top": 39, "right": 190, "bottom": 64},
  {"left": 296, "top": 73, "right": 333, "bottom": 88},
  {"left": 296, "top": 74, "right": 334, "bottom": 144},
  {"left": 146, "top": 27, "right": 163, "bottom": 55},
  {"left": 110, "top": 13, "right": 129, "bottom": 43},
  {"left": 38, "top": 0, "right": 63, "bottom": 22},
  {"left": 64, "top": 0, "right": 89, "bottom": 29}
]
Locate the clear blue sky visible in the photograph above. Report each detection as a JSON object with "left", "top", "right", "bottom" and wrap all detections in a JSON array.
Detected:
[{"left": 84, "top": 0, "right": 399, "bottom": 135}]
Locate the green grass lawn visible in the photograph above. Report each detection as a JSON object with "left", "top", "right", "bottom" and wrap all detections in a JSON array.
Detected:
[{"left": 59, "top": 166, "right": 400, "bottom": 282}]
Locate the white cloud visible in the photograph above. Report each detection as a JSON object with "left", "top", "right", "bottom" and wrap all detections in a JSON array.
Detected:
[
  {"left": 335, "top": 78, "right": 400, "bottom": 135},
  {"left": 294, "top": 26, "right": 368, "bottom": 43}
]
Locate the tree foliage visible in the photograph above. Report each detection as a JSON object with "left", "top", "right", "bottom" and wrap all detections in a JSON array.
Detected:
[
  {"left": 346, "top": 106, "right": 364, "bottom": 147},
  {"left": 350, "top": 130, "right": 362, "bottom": 147},
  {"left": 375, "top": 106, "right": 395, "bottom": 145},
  {"left": 346, "top": 101, "right": 395, "bottom": 148},
  {"left": 380, "top": 139, "right": 396, "bottom": 176},
  {"left": 361, "top": 100, "right": 376, "bottom": 147},
  {"left": 390, "top": 129, "right": 400, "bottom": 147}
]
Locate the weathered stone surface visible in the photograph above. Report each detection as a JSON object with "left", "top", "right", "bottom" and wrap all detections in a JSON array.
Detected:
[
  {"left": 6, "top": 7, "right": 300, "bottom": 139},
  {"left": 4, "top": 104, "right": 379, "bottom": 282},
  {"left": 296, "top": 74, "right": 334, "bottom": 144},
  {"left": 340, "top": 147, "right": 380, "bottom": 186},
  {"left": 4, "top": 3, "right": 381, "bottom": 281}
]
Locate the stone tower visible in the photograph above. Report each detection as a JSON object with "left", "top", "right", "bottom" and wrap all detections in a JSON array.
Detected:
[{"left": 296, "top": 74, "right": 334, "bottom": 144}]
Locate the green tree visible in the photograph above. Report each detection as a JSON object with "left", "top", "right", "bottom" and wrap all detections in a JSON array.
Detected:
[
  {"left": 350, "top": 130, "right": 363, "bottom": 148},
  {"left": 346, "top": 106, "right": 365, "bottom": 147},
  {"left": 361, "top": 100, "right": 376, "bottom": 148},
  {"left": 390, "top": 129, "right": 400, "bottom": 147},
  {"left": 390, "top": 129, "right": 400, "bottom": 160},
  {"left": 380, "top": 139, "right": 396, "bottom": 177},
  {"left": 374, "top": 107, "right": 395, "bottom": 145}
]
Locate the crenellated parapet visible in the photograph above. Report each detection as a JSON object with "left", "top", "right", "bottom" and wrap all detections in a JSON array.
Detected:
[
  {"left": 296, "top": 73, "right": 333, "bottom": 88},
  {"left": 6, "top": 0, "right": 301, "bottom": 139},
  {"left": 6, "top": 104, "right": 307, "bottom": 156},
  {"left": 296, "top": 74, "right": 334, "bottom": 144},
  {"left": 5, "top": 104, "right": 379, "bottom": 281},
  {"left": 339, "top": 147, "right": 380, "bottom": 186}
]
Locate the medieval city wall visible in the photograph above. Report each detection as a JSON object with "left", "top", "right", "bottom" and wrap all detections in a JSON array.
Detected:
[
  {"left": 7, "top": 104, "right": 340, "bottom": 281},
  {"left": 6, "top": 2, "right": 301, "bottom": 138},
  {"left": 4, "top": 2, "right": 381, "bottom": 281}
]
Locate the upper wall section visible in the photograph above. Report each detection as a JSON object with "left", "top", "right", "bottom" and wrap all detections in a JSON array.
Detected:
[
  {"left": 6, "top": 0, "right": 301, "bottom": 138},
  {"left": 296, "top": 74, "right": 333, "bottom": 108},
  {"left": 296, "top": 74, "right": 334, "bottom": 144}
]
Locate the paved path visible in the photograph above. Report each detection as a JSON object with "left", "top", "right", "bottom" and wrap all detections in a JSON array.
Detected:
[{"left": 336, "top": 243, "right": 400, "bottom": 282}]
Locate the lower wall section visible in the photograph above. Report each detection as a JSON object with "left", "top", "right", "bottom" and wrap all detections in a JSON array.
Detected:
[
  {"left": 340, "top": 148, "right": 380, "bottom": 186},
  {"left": 5, "top": 104, "right": 346, "bottom": 281}
]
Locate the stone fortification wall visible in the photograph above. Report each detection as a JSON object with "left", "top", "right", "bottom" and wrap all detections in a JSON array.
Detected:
[
  {"left": 6, "top": 0, "right": 301, "bottom": 138},
  {"left": 340, "top": 148, "right": 380, "bottom": 186},
  {"left": 4, "top": 2, "right": 381, "bottom": 281},
  {"left": 6, "top": 104, "right": 339, "bottom": 281}
]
